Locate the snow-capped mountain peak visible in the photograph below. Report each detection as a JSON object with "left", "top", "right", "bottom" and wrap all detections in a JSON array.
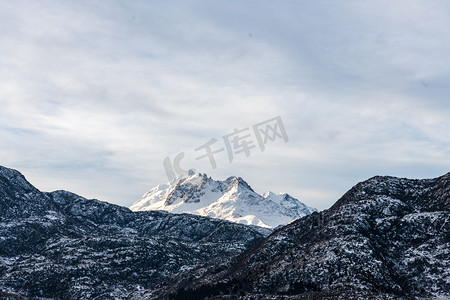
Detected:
[
  {"left": 263, "top": 191, "right": 316, "bottom": 215},
  {"left": 130, "top": 171, "right": 316, "bottom": 228}
]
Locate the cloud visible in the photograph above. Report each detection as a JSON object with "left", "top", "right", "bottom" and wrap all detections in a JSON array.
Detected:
[{"left": 0, "top": 0, "right": 449, "bottom": 210}]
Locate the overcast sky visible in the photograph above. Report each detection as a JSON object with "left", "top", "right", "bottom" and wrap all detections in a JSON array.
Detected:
[{"left": 1, "top": 0, "right": 449, "bottom": 210}]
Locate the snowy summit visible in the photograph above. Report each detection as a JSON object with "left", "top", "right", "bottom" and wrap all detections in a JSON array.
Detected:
[{"left": 130, "top": 170, "right": 316, "bottom": 228}]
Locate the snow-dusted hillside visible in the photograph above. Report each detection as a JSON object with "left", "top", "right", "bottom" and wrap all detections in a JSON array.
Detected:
[
  {"left": 163, "top": 173, "right": 450, "bottom": 299},
  {"left": 0, "top": 166, "right": 266, "bottom": 299},
  {"left": 1, "top": 165, "right": 448, "bottom": 299},
  {"left": 130, "top": 170, "right": 316, "bottom": 228}
]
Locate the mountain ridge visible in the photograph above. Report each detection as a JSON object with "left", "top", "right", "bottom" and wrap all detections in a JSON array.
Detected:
[
  {"left": 1, "top": 165, "right": 448, "bottom": 299},
  {"left": 131, "top": 170, "right": 316, "bottom": 228},
  {"left": 0, "top": 165, "right": 267, "bottom": 299},
  {"left": 161, "top": 172, "right": 450, "bottom": 299}
]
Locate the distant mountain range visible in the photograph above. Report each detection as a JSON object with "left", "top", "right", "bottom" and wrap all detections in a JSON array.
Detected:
[
  {"left": 0, "top": 165, "right": 448, "bottom": 299},
  {"left": 130, "top": 170, "right": 316, "bottom": 228}
]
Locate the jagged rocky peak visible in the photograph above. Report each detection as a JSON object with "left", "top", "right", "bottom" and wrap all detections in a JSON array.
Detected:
[
  {"left": 173, "top": 168, "right": 200, "bottom": 182},
  {"left": 262, "top": 191, "right": 292, "bottom": 202},
  {"left": 262, "top": 191, "right": 315, "bottom": 216},
  {"left": 224, "top": 175, "right": 254, "bottom": 189},
  {"left": 130, "top": 170, "right": 316, "bottom": 229}
]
